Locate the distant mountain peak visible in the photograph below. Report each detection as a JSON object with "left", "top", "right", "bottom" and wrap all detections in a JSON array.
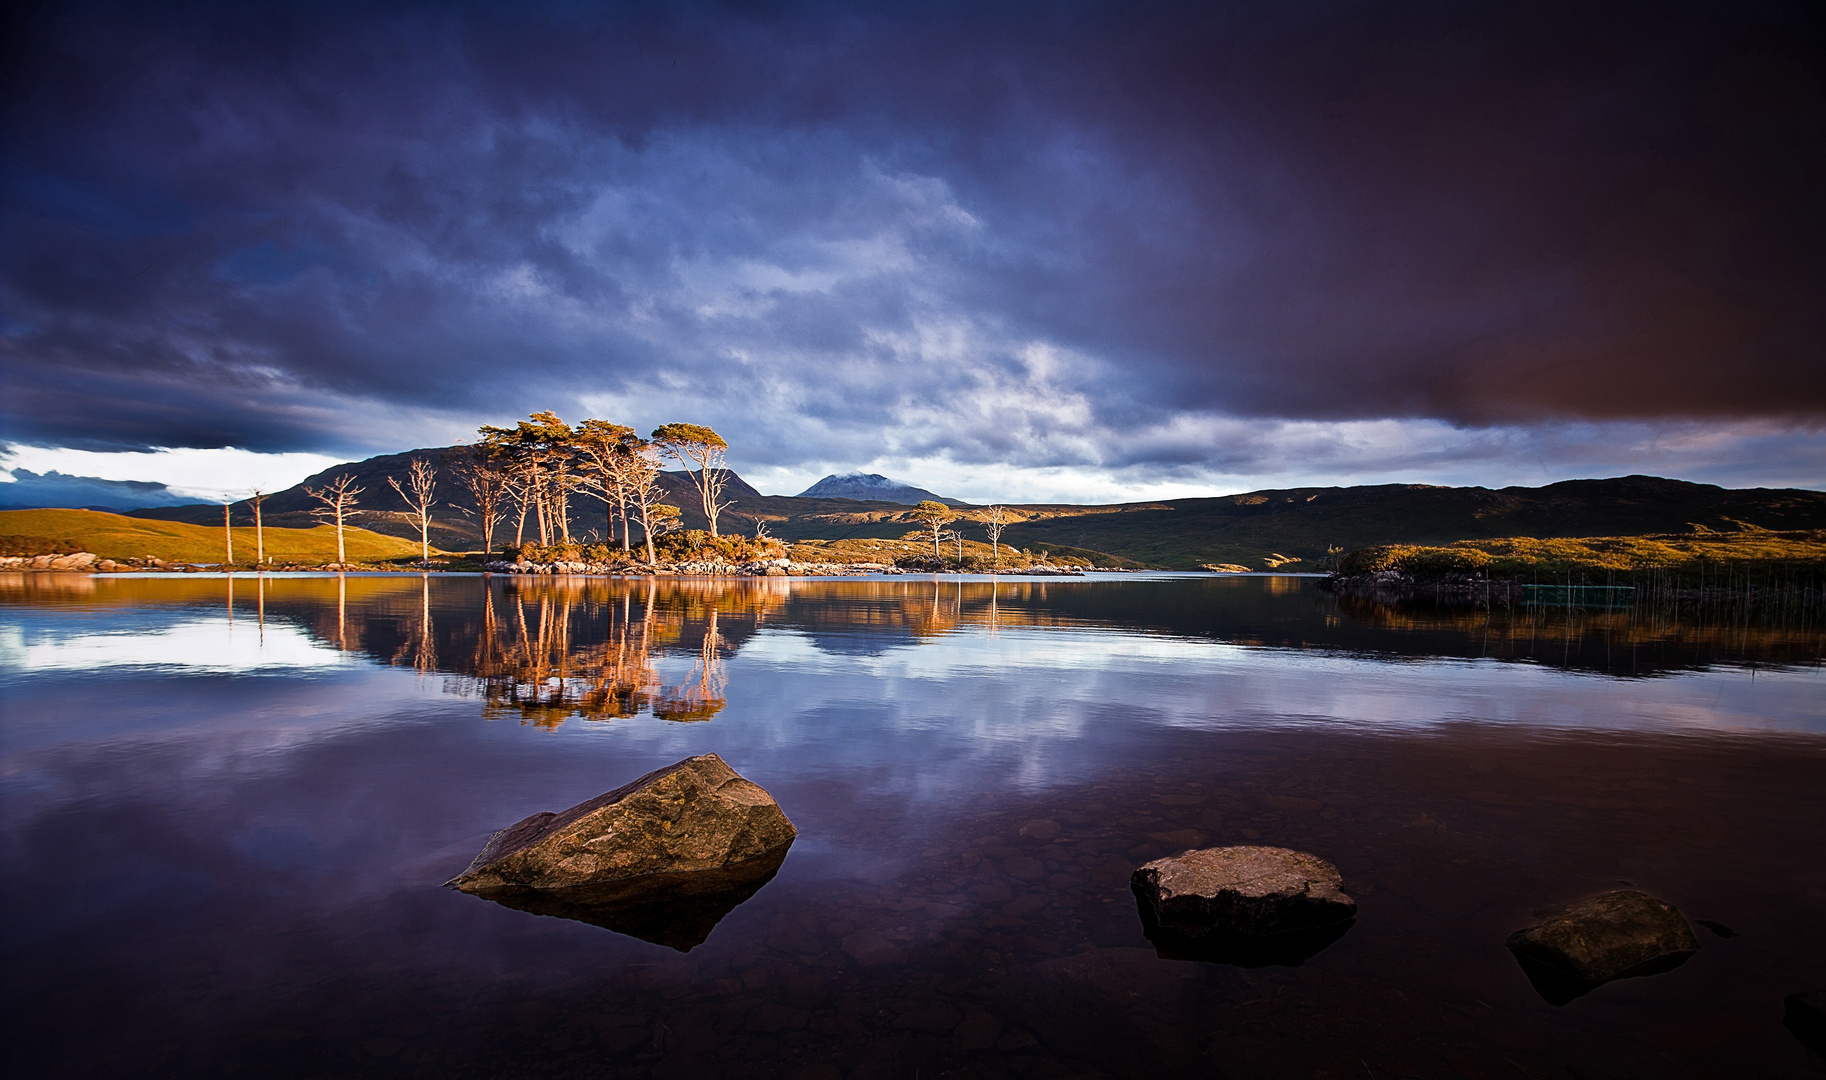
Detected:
[{"left": 797, "top": 472, "right": 963, "bottom": 505}]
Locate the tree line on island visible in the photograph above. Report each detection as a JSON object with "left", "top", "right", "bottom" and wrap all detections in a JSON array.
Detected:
[
  {"left": 279, "top": 413, "right": 733, "bottom": 566},
  {"left": 260, "top": 412, "right": 1027, "bottom": 570}
]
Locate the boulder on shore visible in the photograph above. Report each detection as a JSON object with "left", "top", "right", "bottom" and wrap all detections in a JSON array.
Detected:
[
  {"left": 447, "top": 753, "right": 796, "bottom": 949},
  {"left": 1505, "top": 890, "right": 1699, "bottom": 1004},
  {"left": 1131, "top": 846, "right": 1356, "bottom": 965}
]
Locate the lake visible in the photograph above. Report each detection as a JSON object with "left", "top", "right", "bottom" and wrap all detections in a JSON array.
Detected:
[{"left": 2, "top": 572, "right": 1822, "bottom": 1079}]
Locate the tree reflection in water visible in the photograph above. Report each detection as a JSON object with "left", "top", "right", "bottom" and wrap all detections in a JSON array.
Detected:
[{"left": 441, "top": 576, "right": 817, "bottom": 727}]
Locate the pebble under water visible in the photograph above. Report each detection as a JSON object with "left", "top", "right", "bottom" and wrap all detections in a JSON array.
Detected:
[{"left": 1, "top": 572, "right": 1823, "bottom": 1079}]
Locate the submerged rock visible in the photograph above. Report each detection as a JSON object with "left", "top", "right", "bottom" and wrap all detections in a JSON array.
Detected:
[
  {"left": 1783, "top": 991, "right": 1826, "bottom": 1054},
  {"left": 997, "top": 947, "right": 1206, "bottom": 1079},
  {"left": 1130, "top": 846, "right": 1356, "bottom": 966},
  {"left": 447, "top": 753, "right": 796, "bottom": 950},
  {"left": 1505, "top": 889, "right": 1698, "bottom": 1004}
]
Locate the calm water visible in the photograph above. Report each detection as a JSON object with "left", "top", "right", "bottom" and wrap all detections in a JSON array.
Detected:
[{"left": 2, "top": 572, "right": 1823, "bottom": 1079}]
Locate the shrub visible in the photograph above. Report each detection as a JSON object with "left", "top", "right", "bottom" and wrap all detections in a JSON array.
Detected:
[
  {"left": 1337, "top": 545, "right": 1491, "bottom": 577},
  {"left": 653, "top": 530, "right": 787, "bottom": 563},
  {"left": 510, "top": 542, "right": 618, "bottom": 563},
  {"left": 0, "top": 534, "right": 83, "bottom": 557}
]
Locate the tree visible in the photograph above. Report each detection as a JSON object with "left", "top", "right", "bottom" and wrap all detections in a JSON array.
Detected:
[
  {"left": 982, "top": 505, "right": 1011, "bottom": 571},
  {"left": 572, "top": 420, "right": 642, "bottom": 553},
  {"left": 643, "top": 504, "right": 683, "bottom": 561},
  {"left": 480, "top": 412, "right": 580, "bottom": 547},
  {"left": 222, "top": 502, "right": 234, "bottom": 568},
  {"left": 520, "top": 411, "right": 580, "bottom": 544},
  {"left": 305, "top": 474, "right": 363, "bottom": 566},
  {"left": 623, "top": 449, "right": 673, "bottom": 563},
  {"left": 451, "top": 443, "right": 510, "bottom": 560},
  {"left": 651, "top": 423, "right": 732, "bottom": 537},
  {"left": 247, "top": 489, "right": 266, "bottom": 567},
  {"left": 388, "top": 457, "right": 438, "bottom": 567},
  {"left": 909, "top": 500, "right": 957, "bottom": 558}
]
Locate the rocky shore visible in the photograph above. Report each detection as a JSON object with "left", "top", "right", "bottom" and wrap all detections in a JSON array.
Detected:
[
  {"left": 0, "top": 552, "right": 133, "bottom": 572},
  {"left": 484, "top": 556, "right": 1090, "bottom": 577},
  {"left": 1318, "top": 569, "right": 1511, "bottom": 604},
  {"left": 1, "top": 550, "right": 1097, "bottom": 576}
]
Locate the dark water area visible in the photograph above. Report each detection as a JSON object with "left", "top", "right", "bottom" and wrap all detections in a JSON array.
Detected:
[{"left": 2, "top": 572, "right": 1823, "bottom": 1079}]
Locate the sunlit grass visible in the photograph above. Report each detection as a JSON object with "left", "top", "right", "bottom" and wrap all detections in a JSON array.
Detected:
[
  {"left": 0, "top": 508, "right": 432, "bottom": 565},
  {"left": 1339, "top": 529, "right": 1826, "bottom": 579}
]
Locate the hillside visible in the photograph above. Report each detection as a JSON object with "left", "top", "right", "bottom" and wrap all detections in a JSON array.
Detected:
[
  {"left": 0, "top": 508, "right": 431, "bottom": 565},
  {"left": 123, "top": 456, "right": 1826, "bottom": 570},
  {"left": 990, "top": 476, "right": 1826, "bottom": 569}
]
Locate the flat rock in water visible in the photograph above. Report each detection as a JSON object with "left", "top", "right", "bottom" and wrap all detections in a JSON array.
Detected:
[
  {"left": 1130, "top": 846, "right": 1356, "bottom": 966},
  {"left": 1505, "top": 890, "right": 1698, "bottom": 1004},
  {"left": 447, "top": 754, "right": 796, "bottom": 949},
  {"left": 1132, "top": 846, "right": 1356, "bottom": 936}
]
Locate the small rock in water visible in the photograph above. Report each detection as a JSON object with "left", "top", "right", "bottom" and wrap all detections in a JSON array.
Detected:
[
  {"left": 1504, "top": 889, "right": 1699, "bottom": 1005},
  {"left": 446, "top": 753, "right": 796, "bottom": 950},
  {"left": 1130, "top": 846, "right": 1356, "bottom": 966},
  {"left": 1784, "top": 990, "right": 1826, "bottom": 1054}
]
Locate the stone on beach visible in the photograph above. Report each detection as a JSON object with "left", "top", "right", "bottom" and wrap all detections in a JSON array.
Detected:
[
  {"left": 1504, "top": 889, "right": 1698, "bottom": 1003},
  {"left": 446, "top": 753, "right": 796, "bottom": 949}
]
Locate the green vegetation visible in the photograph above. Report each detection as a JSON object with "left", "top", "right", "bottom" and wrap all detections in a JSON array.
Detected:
[
  {"left": 785, "top": 536, "right": 1144, "bottom": 570},
  {"left": 0, "top": 508, "right": 432, "bottom": 565},
  {"left": 1338, "top": 530, "right": 1826, "bottom": 581}
]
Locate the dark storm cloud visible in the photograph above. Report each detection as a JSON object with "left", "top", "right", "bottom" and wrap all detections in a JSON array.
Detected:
[{"left": 1, "top": 0, "right": 1822, "bottom": 466}]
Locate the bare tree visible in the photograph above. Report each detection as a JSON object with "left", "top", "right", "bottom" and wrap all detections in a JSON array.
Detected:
[
  {"left": 651, "top": 423, "right": 732, "bottom": 537},
  {"left": 388, "top": 457, "right": 438, "bottom": 566},
  {"left": 619, "top": 442, "right": 674, "bottom": 563},
  {"left": 248, "top": 490, "right": 266, "bottom": 567},
  {"left": 505, "top": 457, "right": 537, "bottom": 549},
  {"left": 222, "top": 502, "right": 234, "bottom": 568},
  {"left": 982, "top": 505, "right": 1011, "bottom": 571},
  {"left": 305, "top": 474, "right": 364, "bottom": 566},
  {"left": 909, "top": 500, "right": 957, "bottom": 558},
  {"left": 451, "top": 445, "right": 509, "bottom": 560}
]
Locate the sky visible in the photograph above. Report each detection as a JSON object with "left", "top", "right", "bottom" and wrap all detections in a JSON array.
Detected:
[{"left": 2, "top": 0, "right": 1823, "bottom": 504}]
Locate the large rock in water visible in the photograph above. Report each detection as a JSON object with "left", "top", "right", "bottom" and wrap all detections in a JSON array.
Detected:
[
  {"left": 447, "top": 754, "right": 796, "bottom": 950},
  {"left": 1130, "top": 846, "right": 1356, "bottom": 966},
  {"left": 1505, "top": 890, "right": 1699, "bottom": 1004}
]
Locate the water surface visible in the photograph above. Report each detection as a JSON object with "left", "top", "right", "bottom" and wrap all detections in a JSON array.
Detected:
[{"left": 2, "top": 573, "right": 1822, "bottom": 1078}]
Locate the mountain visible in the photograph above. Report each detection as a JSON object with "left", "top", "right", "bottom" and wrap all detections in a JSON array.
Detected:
[
  {"left": 123, "top": 450, "right": 1826, "bottom": 569},
  {"left": 0, "top": 469, "right": 191, "bottom": 512},
  {"left": 986, "top": 475, "right": 1826, "bottom": 569},
  {"left": 796, "top": 473, "right": 962, "bottom": 505}
]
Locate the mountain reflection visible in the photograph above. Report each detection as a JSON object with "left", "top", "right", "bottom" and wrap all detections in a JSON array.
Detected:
[{"left": 2, "top": 573, "right": 1819, "bottom": 688}]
